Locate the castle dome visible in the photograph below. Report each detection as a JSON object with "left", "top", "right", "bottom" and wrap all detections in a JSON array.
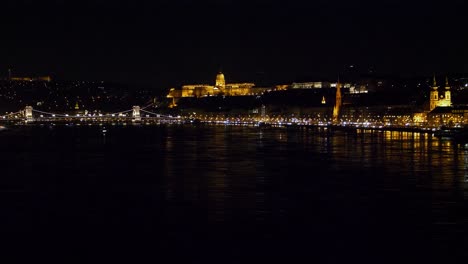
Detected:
[{"left": 215, "top": 72, "right": 225, "bottom": 87}]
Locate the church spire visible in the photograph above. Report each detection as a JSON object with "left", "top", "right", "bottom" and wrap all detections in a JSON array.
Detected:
[
  {"left": 429, "top": 74, "right": 439, "bottom": 111},
  {"left": 332, "top": 77, "right": 342, "bottom": 124},
  {"left": 431, "top": 74, "right": 439, "bottom": 91},
  {"left": 443, "top": 76, "right": 452, "bottom": 106}
]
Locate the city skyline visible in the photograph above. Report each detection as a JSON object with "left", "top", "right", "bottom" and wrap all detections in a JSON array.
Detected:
[
  {"left": 2, "top": 1, "right": 468, "bottom": 262},
  {"left": 1, "top": 0, "right": 467, "bottom": 89}
]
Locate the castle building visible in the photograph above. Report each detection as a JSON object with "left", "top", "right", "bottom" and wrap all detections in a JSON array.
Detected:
[
  {"left": 215, "top": 72, "right": 225, "bottom": 90},
  {"left": 167, "top": 72, "right": 266, "bottom": 106},
  {"left": 430, "top": 76, "right": 451, "bottom": 111}
]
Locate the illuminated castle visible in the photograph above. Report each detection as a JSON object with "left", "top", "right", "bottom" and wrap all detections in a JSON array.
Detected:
[
  {"left": 215, "top": 72, "right": 226, "bottom": 89},
  {"left": 429, "top": 76, "right": 451, "bottom": 111},
  {"left": 167, "top": 72, "right": 268, "bottom": 106}
]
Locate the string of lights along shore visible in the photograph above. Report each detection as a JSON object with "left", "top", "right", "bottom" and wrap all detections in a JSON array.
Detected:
[
  {"left": 2, "top": 69, "right": 468, "bottom": 131},
  {"left": 163, "top": 71, "right": 468, "bottom": 129}
]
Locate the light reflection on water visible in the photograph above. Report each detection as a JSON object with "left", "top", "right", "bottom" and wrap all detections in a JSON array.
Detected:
[{"left": 0, "top": 125, "right": 466, "bottom": 261}]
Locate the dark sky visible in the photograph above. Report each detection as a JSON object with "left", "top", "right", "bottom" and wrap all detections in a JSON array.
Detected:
[{"left": 1, "top": 0, "right": 467, "bottom": 90}]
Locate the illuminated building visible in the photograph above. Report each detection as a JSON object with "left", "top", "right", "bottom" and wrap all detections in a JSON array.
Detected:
[
  {"left": 412, "top": 112, "right": 427, "bottom": 125},
  {"left": 215, "top": 72, "right": 225, "bottom": 89},
  {"left": 167, "top": 72, "right": 264, "bottom": 105},
  {"left": 166, "top": 88, "right": 180, "bottom": 108},
  {"left": 427, "top": 106, "right": 468, "bottom": 127},
  {"left": 291, "top": 82, "right": 325, "bottom": 89},
  {"left": 429, "top": 75, "right": 451, "bottom": 111},
  {"left": 290, "top": 81, "right": 353, "bottom": 90},
  {"left": 349, "top": 84, "right": 369, "bottom": 94},
  {"left": 275, "top": 85, "right": 289, "bottom": 91},
  {"left": 10, "top": 76, "right": 52, "bottom": 82},
  {"left": 332, "top": 79, "right": 342, "bottom": 124},
  {"left": 166, "top": 74, "right": 355, "bottom": 108},
  {"left": 225, "top": 83, "right": 257, "bottom": 96},
  {"left": 181, "top": 84, "right": 214, "bottom": 97}
]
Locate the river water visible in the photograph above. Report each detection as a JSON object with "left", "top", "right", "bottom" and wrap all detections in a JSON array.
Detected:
[{"left": 0, "top": 124, "right": 466, "bottom": 263}]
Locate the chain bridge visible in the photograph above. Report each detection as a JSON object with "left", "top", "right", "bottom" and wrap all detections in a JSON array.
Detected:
[{"left": 0, "top": 104, "right": 181, "bottom": 123}]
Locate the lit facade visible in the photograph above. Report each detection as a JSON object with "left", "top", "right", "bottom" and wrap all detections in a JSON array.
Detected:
[
  {"left": 215, "top": 72, "right": 225, "bottom": 89},
  {"left": 10, "top": 76, "right": 52, "bottom": 82},
  {"left": 427, "top": 106, "right": 468, "bottom": 127},
  {"left": 167, "top": 72, "right": 261, "bottom": 105},
  {"left": 225, "top": 83, "right": 256, "bottom": 96},
  {"left": 291, "top": 82, "right": 325, "bottom": 89},
  {"left": 181, "top": 84, "right": 213, "bottom": 97},
  {"left": 291, "top": 81, "right": 353, "bottom": 90},
  {"left": 430, "top": 76, "right": 452, "bottom": 111}
]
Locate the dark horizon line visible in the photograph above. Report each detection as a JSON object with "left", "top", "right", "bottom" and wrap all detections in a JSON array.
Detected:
[{"left": 2, "top": 70, "right": 468, "bottom": 88}]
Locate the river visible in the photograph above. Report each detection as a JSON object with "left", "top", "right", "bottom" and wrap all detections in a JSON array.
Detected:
[{"left": 0, "top": 124, "right": 466, "bottom": 263}]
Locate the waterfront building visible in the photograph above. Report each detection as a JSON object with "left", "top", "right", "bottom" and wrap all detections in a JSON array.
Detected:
[
  {"left": 427, "top": 105, "right": 468, "bottom": 127},
  {"left": 429, "top": 76, "right": 452, "bottom": 111}
]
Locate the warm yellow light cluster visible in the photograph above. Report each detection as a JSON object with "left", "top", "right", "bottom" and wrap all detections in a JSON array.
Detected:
[
  {"left": 430, "top": 76, "right": 451, "bottom": 111},
  {"left": 412, "top": 112, "right": 427, "bottom": 124},
  {"left": 167, "top": 72, "right": 264, "bottom": 103},
  {"left": 10, "top": 76, "right": 52, "bottom": 82}
]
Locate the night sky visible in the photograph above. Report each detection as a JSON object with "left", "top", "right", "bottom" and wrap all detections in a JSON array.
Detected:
[{"left": 1, "top": 0, "right": 467, "bottom": 90}]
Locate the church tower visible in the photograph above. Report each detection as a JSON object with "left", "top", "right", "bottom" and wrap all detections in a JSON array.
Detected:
[
  {"left": 332, "top": 78, "right": 342, "bottom": 124},
  {"left": 444, "top": 76, "right": 451, "bottom": 106},
  {"left": 429, "top": 75, "right": 439, "bottom": 111}
]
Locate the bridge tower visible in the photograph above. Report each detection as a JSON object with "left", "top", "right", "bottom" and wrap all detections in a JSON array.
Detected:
[
  {"left": 25, "top": 106, "right": 34, "bottom": 122},
  {"left": 132, "top": 106, "right": 141, "bottom": 122}
]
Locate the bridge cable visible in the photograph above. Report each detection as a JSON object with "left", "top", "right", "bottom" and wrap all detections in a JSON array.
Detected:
[
  {"left": 106, "top": 109, "right": 134, "bottom": 116},
  {"left": 140, "top": 109, "right": 179, "bottom": 119},
  {"left": 32, "top": 109, "right": 69, "bottom": 117},
  {"left": 0, "top": 111, "right": 23, "bottom": 118}
]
